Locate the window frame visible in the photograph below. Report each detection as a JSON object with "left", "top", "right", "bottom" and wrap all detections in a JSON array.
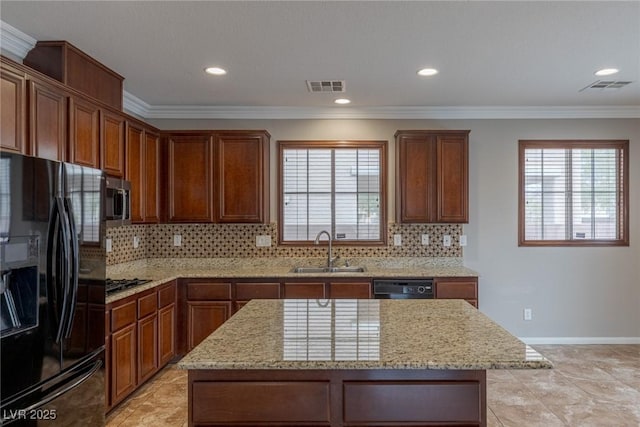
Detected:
[
  {"left": 518, "top": 139, "right": 629, "bottom": 247},
  {"left": 277, "top": 140, "right": 388, "bottom": 246}
]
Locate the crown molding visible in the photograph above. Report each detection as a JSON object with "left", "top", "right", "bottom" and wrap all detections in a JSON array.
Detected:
[
  {"left": 0, "top": 21, "right": 36, "bottom": 59},
  {"left": 123, "top": 91, "right": 152, "bottom": 118},
  {"left": 138, "top": 104, "right": 640, "bottom": 120}
]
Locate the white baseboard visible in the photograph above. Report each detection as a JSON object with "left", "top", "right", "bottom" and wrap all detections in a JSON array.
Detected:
[{"left": 519, "top": 337, "right": 640, "bottom": 345}]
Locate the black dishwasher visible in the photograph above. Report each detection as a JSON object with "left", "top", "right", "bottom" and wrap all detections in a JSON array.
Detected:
[{"left": 373, "top": 279, "right": 434, "bottom": 299}]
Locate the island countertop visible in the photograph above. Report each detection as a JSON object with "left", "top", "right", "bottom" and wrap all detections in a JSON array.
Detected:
[{"left": 178, "top": 299, "right": 552, "bottom": 371}]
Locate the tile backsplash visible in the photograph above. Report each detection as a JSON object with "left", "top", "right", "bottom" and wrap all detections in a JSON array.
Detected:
[{"left": 106, "top": 223, "right": 463, "bottom": 265}]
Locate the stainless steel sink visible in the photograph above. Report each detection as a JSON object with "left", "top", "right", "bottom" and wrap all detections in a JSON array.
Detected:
[{"left": 290, "top": 266, "right": 366, "bottom": 273}]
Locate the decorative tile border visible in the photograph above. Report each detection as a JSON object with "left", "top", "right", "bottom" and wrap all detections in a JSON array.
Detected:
[{"left": 106, "top": 223, "right": 463, "bottom": 265}]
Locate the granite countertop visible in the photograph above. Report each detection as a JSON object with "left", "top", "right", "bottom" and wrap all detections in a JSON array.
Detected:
[
  {"left": 106, "top": 257, "right": 479, "bottom": 303},
  {"left": 177, "top": 299, "right": 552, "bottom": 370}
]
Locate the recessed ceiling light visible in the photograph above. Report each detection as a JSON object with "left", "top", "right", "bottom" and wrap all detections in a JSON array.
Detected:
[
  {"left": 595, "top": 68, "right": 619, "bottom": 76},
  {"left": 417, "top": 68, "right": 439, "bottom": 77},
  {"left": 205, "top": 67, "right": 227, "bottom": 75},
  {"left": 334, "top": 98, "right": 351, "bottom": 105}
]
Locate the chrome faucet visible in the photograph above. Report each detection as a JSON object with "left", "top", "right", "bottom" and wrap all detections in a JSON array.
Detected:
[{"left": 314, "top": 230, "right": 339, "bottom": 269}]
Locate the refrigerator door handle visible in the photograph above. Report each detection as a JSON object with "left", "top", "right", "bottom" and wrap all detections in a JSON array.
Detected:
[
  {"left": 46, "top": 198, "right": 63, "bottom": 339},
  {"left": 62, "top": 198, "right": 79, "bottom": 339},
  {"left": 54, "top": 196, "right": 72, "bottom": 344},
  {"left": 22, "top": 359, "right": 102, "bottom": 413}
]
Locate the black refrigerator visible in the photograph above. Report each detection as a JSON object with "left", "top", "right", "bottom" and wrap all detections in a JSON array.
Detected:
[{"left": 1, "top": 153, "right": 106, "bottom": 426}]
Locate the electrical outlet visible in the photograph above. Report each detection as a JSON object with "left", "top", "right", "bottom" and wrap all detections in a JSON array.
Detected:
[
  {"left": 105, "top": 238, "right": 112, "bottom": 253},
  {"left": 421, "top": 234, "right": 429, "bottom": 245},
  {"left": 256, "top": 235, "right": 272, "bottom": 247},
  {"left": 393, "top": 234, "right": 402, "bottom": 246},
  {"left": 523, "top": 308, "right": 532, "bottom": 321},
  {"left": 133, "top": 236, "right": 140, "bottom": 249},
  {"left": 459, "top": 235, "right": 467, "bottom": 246},
  {"left": 443, "top": 235, "right": 451, "bottom": 247},
  {"left": 173, "top": 234, "right": 182, "bottom": 246}
]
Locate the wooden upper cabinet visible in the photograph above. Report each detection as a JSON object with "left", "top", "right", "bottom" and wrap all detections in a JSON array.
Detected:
[
  {"left": 1, "top": 61, "right": 26, "bottom": 154},
  {"left": 68, "top": 96, "right": 100, "bottom": 168},
  {"left": 101, "top": 111, "right": 125, "bottom": 176},
  {"left": 214, "top": 131, "right": 270, "bottom": 223},
  {"left": 396, "top": 130, "right": 469, "bottom": 223},
  {"left": 167, "top": 133, "right": 214, "bottom": 222},
  {"left": 143, "top": 130, "right": 161, "bottom": 223},
  {"left": 28, "top": 80, "right": 67, "bottom": 161},
  {"left": 126, "top": 123, "right": 145, "bottom": 222}
]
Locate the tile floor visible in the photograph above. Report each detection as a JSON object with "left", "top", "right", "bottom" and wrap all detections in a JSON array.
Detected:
[{"left": 106, "top": 345, "right": 640, "bottom": 427}]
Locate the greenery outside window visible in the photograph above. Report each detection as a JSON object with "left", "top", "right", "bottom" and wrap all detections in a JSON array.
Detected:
[
  {"left": 519, "top": 140, "right": 629, "bottom": 246},
  {"left": 278, "top": 140, "right": 387, "bottom": 245}
]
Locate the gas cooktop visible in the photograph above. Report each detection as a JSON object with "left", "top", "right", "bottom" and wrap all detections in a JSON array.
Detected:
[{"left": 106, "top": 278, "right": 151, "bottom": 295}]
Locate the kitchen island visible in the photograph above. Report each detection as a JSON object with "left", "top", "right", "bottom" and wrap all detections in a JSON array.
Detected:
[{"left": 178, "top": 299, "right": 551, "bottom": 427}]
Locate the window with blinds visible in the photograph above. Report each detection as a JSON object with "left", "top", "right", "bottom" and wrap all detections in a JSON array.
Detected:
[
  {"left": 519, "top": 140, "right": 629, "bottom": 246},
  {"left": 279, "top": 141, "right": 386, "bottom": 244}
]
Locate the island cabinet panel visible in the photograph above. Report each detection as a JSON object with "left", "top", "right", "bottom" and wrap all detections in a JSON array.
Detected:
[
  {"left": 328, "top": 282, "right": 372, "bottom": 299},
  {"left": 283, "top": 282, "right": 326, "bottom": 299},
  {"left": 187, "top": 302, "right": 232, "bottom": 351},
  {"left": 68, "top": 96, "right": 100, "bottom": 168},
  {"left": 28, "top": 80, "right": 67, "bottom": 161},
  {"left": 188, "top": 369, "right": 486, "bottom": 427},
  {"left": 213, "top": 131, "right": 270, "bottom": 223},
  {"left": 1, "top": 62, "right": 26, "bottom": 154},
  {"left": 101, "top": 110, "right": 125, "bottom": 177},
  {"left": 435, "top": 277, "right": 478, "bottom": 308},
  {"left": 395, "top": 130, "right": 469, "bottom": 223}
]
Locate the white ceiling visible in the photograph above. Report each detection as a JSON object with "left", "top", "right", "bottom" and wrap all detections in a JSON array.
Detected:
[{"left": 1, "top": 1, "right": 639, "bottom": 119}]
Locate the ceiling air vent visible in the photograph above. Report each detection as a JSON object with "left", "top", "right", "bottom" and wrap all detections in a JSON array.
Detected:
[
  {"left": 306, "top": 80, "right": 346, "bottom": 93},
  {"left": 580, "top": 80, "right": 633, "bottom": 91}
]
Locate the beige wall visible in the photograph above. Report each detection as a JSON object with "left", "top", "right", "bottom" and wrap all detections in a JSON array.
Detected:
[{"left": 150, "top": 117, "right": 640, "bottom": 341}]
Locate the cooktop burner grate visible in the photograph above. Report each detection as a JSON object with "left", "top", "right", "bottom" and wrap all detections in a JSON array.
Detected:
[{"left": 106, "top": 278, "right": 151, "bottom": 295}]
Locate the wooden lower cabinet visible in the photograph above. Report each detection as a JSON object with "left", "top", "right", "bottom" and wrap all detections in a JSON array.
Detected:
[
  {"left": 283, "top": 282, "right": 325, "bottom": 299},
  {"left": 158, "top": 303, "right": 176, "bottom": 366},
  {"left": 137, "top": 313, "right": 158, "bottom": 384},
  {"left": 435, "top": 277, "right": 479, "bottom": 308},
  {"left": 329, "top": 281, "right": 372, "bottom": 299},
  {"left": 187, "top": 301, "right": 231, "bottom": 351},
  {"left": 110, "top": 323, "right": 136, "bottom": 406}
]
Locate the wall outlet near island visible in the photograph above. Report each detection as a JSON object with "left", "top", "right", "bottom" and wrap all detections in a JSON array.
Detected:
[
  {"left": 173, "top": 234, "right": 182, "bottom": 246},
  {"left": 421, "top": 234, "right": 429, "bottom": 245},
  {"left": 393, "top": 234, "right": 402, "bottom": 246},
  {"left": 256, "top": 235, "right": 272, "bottom": 247},
  {"left": 133, "top": 236, "right": 140, "bottom": 249},
  {"left": 443, "top": 235, "right": 451, "bottom": 247},
  {"left": 523, "top": 308, "right": 533, "bottom": 321}
]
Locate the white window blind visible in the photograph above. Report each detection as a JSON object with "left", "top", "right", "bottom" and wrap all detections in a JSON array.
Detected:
[
  {"left": 520, "top": 140, "right": 628, "bottom": 245},
  {"left": 282, "top": 145, "right": 382, "bottom": 242},
  {"left": 66, "top": 164, "right": 102, "bottom": 244}
]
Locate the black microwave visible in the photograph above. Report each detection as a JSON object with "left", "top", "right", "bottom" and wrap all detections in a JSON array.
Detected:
[{"left": 105, "top": 177, "right": 131, "bottom": 226}]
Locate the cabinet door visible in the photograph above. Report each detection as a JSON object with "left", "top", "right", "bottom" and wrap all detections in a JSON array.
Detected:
[
  {"left": 214, "top": 132, "right": 269, "bottom": 223},
  {"left": 158, "top": 303, "right": 176, "bottom": 366},
  {"left": 137, "top": 313, "right": 158, "bottom": 384},
  {"left": 1, "top": 63, "right": 26, "bottom": 153},
  {"left": 104, "top": 311, "right": 111, "bottom": 409},
  {"left": 168, "top": 134, "right": 214, "bottom": 222},
  {"left": 283, "top": 282, "right": 326, "bottom": 299},
  {"left": 396, "top": 133, "right": 436, "bottom": 223},
  {"left": 28, "top": 80, "right": 67, "bottom": 161},
  {"left": 111, "top": 323, "right": 136, "bottom": 405},
  {"left": 329, "top": 282, "right": 372, "bottom": 299},
  {"left": 436, "top": 134, "right": 468, "bottom": 222},
  {"left": 101, "top": 110, "right": 125, "bottom": 177},
  {"left": 143, "top": 130, "right": 161, "bottom": 223},
  {"left": 126, "top": 123, "right": 144, "bottom": 222},
  {"left": 68, "top": 96, "right": 100, "bottom": 168},
  {"left": 187, "top": 301, "right": 231, "bottom": 350}
]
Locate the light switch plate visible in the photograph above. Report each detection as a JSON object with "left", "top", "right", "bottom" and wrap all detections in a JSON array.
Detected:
[
  {"left": 256, "top": 235, "right": 272, "bottom": 247},
  {"left": 443, "top": 235, "right": 451, "bottom": 247},
  {"left": 421, "top": 234, "right": 429, "bottom": 245},
  {"left": 393, "top": 234, "right": 402, "bottom": 246},
  {"left": 133, "top": 236, "right": 140, "bottom": 249},
  {"left": 173, "top": 234, "right": 182, "bottom": 246},
  {"left": 459, "top": 235, "right": 467, "bottom": 246},
  {"left": 105, "top": 238, "right": 112, "bottom": 253}
]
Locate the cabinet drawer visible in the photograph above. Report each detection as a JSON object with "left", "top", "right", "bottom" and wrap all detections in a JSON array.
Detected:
[
  {"left": 158, "top": 282, "right": 177, "bottom": 308},
  {"left": 187, "top": 282, "right": 232, "bottom": 300},
  {"left": 236, "top": 283, "right": 280, "bottom": 300},
  {"left": 111, "top": 300, "right": 136, "bottom": 332},
  {"left": 329, "top": 282, "right": 372, "bottom": 299},
  {"left": 138, "top": 292, "right": 157, "bottom": 319},
  {"left": 436, "top": 281, "right": 477, "bottom": 299},
  {"left": 283, "top": 283, "right": 325, "bottom": 299}
]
